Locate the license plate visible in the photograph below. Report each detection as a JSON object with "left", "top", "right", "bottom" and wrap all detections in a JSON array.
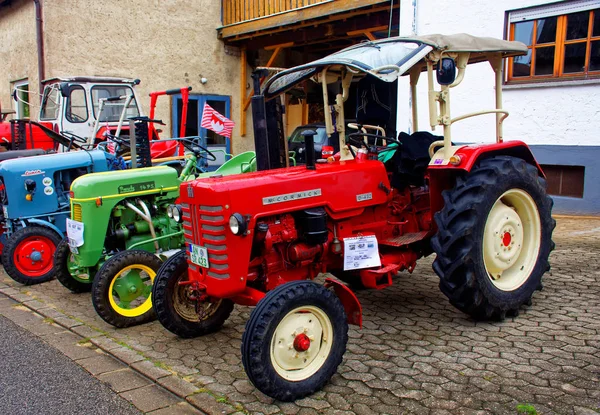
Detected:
[{"left": 189, "top": 243, "right": 209, "bottom": 268}]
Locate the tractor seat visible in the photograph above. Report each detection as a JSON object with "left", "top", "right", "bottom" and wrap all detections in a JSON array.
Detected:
[
  {"left": 150, "top": 140, "right": 178, "bottom": 159},
  {"left": 389, "top": 131, "right": 441, "bottom": 190}
]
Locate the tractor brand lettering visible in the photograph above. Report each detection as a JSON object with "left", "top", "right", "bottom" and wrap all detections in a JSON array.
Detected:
[
  {"left": 262, "top": 189, "right": 322, "bottom": 205},
  {"left": 187, "top": 184, "right": 194, "bottom": 198},
  {"left": 118, "top": 181, "right": 156, "bottom": 194},
  {"left": 21, "top": 170, "right": 45, "bottom": 177},
  {"left": 434, "top": 159, "right": 444, "bottom": 165},
  {"left": 356, "top": 192, "right": 373, "bottom": 202}
]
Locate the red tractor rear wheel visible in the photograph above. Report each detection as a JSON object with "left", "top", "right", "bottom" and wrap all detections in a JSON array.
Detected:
[
  {"left": 2, "top": 226, "right": 61, "bottom": 285},
  {"left": 431, "top": 156, "right": 555, "bottom": 320},
  {"left": 241, "top": 281, "right": 348, "bottom": 401}
]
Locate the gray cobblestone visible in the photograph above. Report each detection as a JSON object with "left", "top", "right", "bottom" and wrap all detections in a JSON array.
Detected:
[{"left": 1, "top": 217, "right": 599, "bottom": 414}]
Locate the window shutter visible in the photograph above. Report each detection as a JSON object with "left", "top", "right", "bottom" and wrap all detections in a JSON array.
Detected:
[{"left": 509, "top": 0, "right": 600, "bottom": 22}]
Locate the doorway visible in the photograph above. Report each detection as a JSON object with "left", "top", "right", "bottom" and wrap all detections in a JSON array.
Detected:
[
  {"left": 13, "top": 80, "right": 30, "bottom": 119},
  {"left": 172, "top": 94, "right": 231, "bottom": 171}
]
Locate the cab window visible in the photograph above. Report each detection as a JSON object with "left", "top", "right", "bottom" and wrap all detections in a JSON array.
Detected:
[
  {"left": 65, "top": 86, "right": 88, "bottom": 123},
  {"left": 40, "top": 86, "right": 60, "bottom": 120}
]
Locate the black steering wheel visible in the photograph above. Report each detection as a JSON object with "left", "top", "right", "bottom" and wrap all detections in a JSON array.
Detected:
[
  {"left": 178, "top": 137, "right": 217, "bottom": 162},
  {"left": 347, "top": 132, "right": 402, "bottom": 155}
]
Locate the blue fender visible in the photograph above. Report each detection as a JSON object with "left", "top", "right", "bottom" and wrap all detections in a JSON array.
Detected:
[{"left": 26, "top": 218, "right": 64, "bottom": 238}]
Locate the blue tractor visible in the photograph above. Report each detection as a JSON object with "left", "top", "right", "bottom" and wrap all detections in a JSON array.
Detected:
[{"left": 0, "top": 149, "right": 117, "bottom": 284}]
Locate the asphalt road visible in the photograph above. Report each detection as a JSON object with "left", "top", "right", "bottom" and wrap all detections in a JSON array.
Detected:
[{"left": 0, "top": 315, "right": 141, "bottom": 415}]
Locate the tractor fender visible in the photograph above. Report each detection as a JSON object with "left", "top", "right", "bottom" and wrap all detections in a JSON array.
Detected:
[
  {"left": 427, "top": 141, "right": 544, "bottom": 216},
  {"left": 324, "top": 277, "right": 363, "bottom": 328},
  {"left": 428, "top": 140, "right": 544, "bottom": 176},
  {"left": 26, "top": 218, "right": 64, "bottom": 237}
]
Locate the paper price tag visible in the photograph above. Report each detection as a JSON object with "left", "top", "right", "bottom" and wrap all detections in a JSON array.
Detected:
[
  {"left": 343, "top": 235, "right": 381, "bottom": 271},
  {"left": 66, "top": 218, "right": 84, "bottom": 248}
]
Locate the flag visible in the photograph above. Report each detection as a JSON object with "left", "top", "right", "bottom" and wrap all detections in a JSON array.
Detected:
[{"left": 200, "top": 103, "right": 234, "bottom": 138}]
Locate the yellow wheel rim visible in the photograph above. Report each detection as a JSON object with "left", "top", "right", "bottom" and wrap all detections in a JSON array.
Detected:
[
  {"left": 108, "top": 263, "right": 156, "bottom": 318},
  {"left": 270, "top": 305, "right": 333, "bottom": 382},
  {"left": 483, "top": 189, "right": 541, "bottom": 291}
]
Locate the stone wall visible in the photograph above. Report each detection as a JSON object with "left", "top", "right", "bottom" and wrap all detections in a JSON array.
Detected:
[{"left": 0, "top": 0, "right": 254, "bottom": 154}]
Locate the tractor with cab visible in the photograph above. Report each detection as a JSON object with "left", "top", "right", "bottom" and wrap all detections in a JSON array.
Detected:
[{"left": 152, "top": 34, "right": 555, "bottom": 401}]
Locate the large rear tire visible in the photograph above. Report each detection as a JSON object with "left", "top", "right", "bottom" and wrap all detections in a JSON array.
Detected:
[
  {"left": 241, "top": 281, "right": 348, "bottom": 401},
  {"left": 152, "top": 251, "right": 233, "bottom": 338},
  {"left": 2, "top": 226, "right": 61, "bottom": 285},
  {"left": 92, "top": 250, "right": 161, "bottom": 328},
  {"left": 431, "top": 156, "right": 555, "bottom": 320},
  {"left": 54, "top": 239, "right": 92, "bottom": 293}
]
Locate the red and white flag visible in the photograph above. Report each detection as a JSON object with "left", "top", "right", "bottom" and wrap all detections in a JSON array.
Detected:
[{"left": 200, "top": 103, "right": 234, "bottom": 138}]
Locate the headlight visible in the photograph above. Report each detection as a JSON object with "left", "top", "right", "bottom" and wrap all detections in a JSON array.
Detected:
[
  {"left": 167, "top": 204, "right": 183, "bottom": 223},
  {"left": 229, "top": 213, "right": 247, "bottom": 235},
  {"left": 172, "top": 205, "right": 182, "bottom": 223}
]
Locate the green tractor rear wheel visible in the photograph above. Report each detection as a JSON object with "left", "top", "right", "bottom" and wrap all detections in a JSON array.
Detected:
[
  {"left": 92, "top": 250, "right": 161, "bottom": 328},
  {"left": 54, "top": 239, "right": 93, "bottom": 293}
]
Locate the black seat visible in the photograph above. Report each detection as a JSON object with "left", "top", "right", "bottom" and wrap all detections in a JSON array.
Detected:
[{"left": 388, "top": 131, "right": 441, "bottom": 190}]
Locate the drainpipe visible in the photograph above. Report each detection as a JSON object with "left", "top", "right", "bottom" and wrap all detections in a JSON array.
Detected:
[{"left": 33, "top": 0, "right": 45, "bottom": 99}]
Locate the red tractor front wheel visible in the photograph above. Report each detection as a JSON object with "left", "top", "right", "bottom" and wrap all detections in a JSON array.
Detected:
[
  {"left": 241, "top": 281, "right": 348, "bottom": 401},
  {"left": 2, "top": 226, "right": 61, "bottom": 285}
]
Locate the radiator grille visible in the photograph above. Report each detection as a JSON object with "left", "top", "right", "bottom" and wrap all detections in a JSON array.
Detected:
[
  {"left": 182, "top": 202, "right": 230, "bottom": 280},
  {"left": 72, "top": 204, "right": 82, "bottom": 222}
]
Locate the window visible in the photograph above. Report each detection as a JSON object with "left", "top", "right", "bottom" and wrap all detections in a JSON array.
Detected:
[
  {"left": 90, "top": 86, "right": 139, "bottom": 122},
  {"left": 507, "top": 1, "right": 600, "bottom": 81},
  {"left": 540, "top": 164, "right": 585, "bottom": 198},
  {"left": 40, "top": 85, "right": 60, "bottom": 120},
  {"left": 65, "top": 85, "right": 88, "bottom": 123},
  {"left": 13, "top": 80, "right": 30, "bottom": 119}
]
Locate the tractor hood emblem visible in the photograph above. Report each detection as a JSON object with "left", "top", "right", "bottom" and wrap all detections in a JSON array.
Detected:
[
  {"left": 187, "top": 183, "right": 194, "bottom": 198},
  {"left": 263, "top": 189, "right": 322, "bottom": 205}
]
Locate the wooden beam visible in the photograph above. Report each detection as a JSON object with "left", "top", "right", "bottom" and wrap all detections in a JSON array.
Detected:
[
  {"left": 346, "top": 25, "right": 388, "bottom": 41},
  {"left": 219, "top": 0, "right": 389, "bottom": 39},
  {"left": 240, "top": 48, "right": 247, "bottom": 137}
]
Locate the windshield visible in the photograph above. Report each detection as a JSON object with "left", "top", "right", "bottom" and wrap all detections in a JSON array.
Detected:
[
  {"left": 91, "top": 85, "right": 140, "bottom": 122},
  {"left": 289, "top": 127, "right": 328, "bottom": 144},
  {"left": 265, "top": 40, "right": 426, "bottom": 98},
  {"left": 40, "top": 86, "right": 60, "bottom": 120}
]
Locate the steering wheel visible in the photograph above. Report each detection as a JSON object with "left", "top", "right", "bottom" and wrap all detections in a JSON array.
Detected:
[
  {"left": 347, "top": 132, "right": 402, "bottom": 155},
  {"left": 67, "top": 112, "right": 86, "bottom": 122},
  {"left": 179, "top": 137, "right": 217, "bottom": 162},
  {"left": 60, "top": 131, "right": 87, "bottom": 146}
]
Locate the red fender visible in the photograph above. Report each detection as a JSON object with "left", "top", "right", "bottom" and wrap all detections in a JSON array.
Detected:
[{"left": 324, "top": 278, "right": 363, "bottom": 328}]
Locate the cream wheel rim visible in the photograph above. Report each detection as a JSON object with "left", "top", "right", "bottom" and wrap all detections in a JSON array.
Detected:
[
  {"left": 270, "top": 305, "right": 333, "bottom": 382},
  {"left": 483, "top": 189, "right": 541, "bottom": 291}
]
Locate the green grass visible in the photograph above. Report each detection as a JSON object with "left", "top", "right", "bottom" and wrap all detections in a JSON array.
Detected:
[{"left": 516, "top": 403, "right": 538, "bottom": 415}]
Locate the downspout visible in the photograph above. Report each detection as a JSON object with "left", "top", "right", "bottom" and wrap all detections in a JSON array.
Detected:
[{"left": 34, "top": 0, "right": 45, "bottom": 100}]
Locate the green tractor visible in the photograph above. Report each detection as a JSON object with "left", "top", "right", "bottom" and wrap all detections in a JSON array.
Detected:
[{"left": 54, "top": 138, "right": 257, "bottom": 327}]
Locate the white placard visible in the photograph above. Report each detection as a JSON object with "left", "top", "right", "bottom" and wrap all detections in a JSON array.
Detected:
[
  {"left": 343, "top": 235, "right": 381, "bottom": 271},
  {"left": 66, "top": 218, "right": 84, "bottom": 248}
]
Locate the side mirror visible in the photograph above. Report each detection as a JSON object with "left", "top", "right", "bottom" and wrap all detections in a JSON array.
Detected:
[
  {"left": 436, "top": 58, "right": 456, "bottom": 86},
  {"left": 59, "top": 82, "right": 71, "bottom": 97}
]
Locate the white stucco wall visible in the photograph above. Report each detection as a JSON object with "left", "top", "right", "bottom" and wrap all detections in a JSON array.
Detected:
[{"left": 397, "top": 0, "right": 600, "bottom": 146}]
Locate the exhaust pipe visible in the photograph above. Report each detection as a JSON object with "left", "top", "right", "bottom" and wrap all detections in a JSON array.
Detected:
[{"left": 301, "top": 129, "right": 316, "bottom": 170}]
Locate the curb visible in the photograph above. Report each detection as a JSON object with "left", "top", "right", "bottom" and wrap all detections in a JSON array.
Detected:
[{"left": 0, "top": 284, "right": 245, "bottom": 415}]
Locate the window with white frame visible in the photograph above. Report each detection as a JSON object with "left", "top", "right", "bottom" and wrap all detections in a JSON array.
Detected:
[{"left": 506, "top": 0, "right": 600, "bottom": 81}]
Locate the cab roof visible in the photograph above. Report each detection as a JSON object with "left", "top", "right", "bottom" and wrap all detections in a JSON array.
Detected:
[
  {"left": 263, "top": 33, "right": 527, "bottom": 99},
  {"left": 42, "top": 76, "right": 140, "bottom": 85}
]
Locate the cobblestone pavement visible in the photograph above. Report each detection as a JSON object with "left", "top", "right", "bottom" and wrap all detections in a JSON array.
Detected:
[{"left": 0, "top": 216, "right": 599, "bottom": 415}]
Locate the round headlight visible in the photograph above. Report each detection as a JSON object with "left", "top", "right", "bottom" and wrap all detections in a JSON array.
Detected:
[
  {"left": 167, "top": 205, "right": 174, "bottom": 218},
  {"left": 229, "top": 214, "right": 241, "bottom": 235},
  {"left": 172, "top": 205, "right": 182, "bottom": 223}
]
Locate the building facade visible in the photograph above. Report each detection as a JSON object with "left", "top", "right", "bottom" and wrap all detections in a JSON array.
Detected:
[
  {"left": 396, "top": 0, "right": 600, "bottom": 214},
  {"left": 1, "top": 0, "right": 598, "bottom": 213}
]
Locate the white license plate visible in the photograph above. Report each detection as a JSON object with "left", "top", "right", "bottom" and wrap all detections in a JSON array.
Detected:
[{"left": 189, "top": 243, "right": 209, "bottom": 268}]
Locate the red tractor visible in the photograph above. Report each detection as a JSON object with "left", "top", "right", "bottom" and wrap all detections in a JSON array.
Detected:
[{"left": 152, "top": 34, "right": 555, "bottom": 401}]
